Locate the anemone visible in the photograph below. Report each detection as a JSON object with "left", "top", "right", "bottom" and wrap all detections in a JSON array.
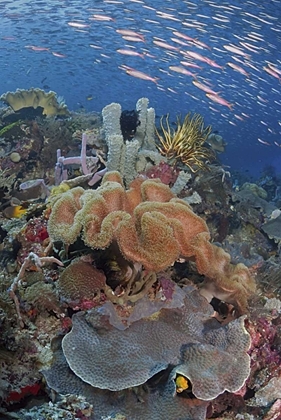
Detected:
[{"left": 156, "top": 112, "right": 215, "bottom": 172}]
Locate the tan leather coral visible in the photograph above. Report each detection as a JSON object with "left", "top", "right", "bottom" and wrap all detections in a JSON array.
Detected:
[{"left": 48, "top": 171, "right": 255, "bottom": 312}]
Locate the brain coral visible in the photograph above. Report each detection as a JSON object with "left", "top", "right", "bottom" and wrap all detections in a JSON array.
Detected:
[
  {"left": 57, "top": 259, "right": 106, "bottom": 306},
  {"left": 48, "top": 171, "right": 255, "bottom": 312},
  {"left": 61, "top": 286, "right": 251, "bottom": 400}
]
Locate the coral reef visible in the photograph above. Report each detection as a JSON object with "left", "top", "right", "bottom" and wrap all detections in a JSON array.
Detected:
[
  {"left": 0, "top": 88, "right": 70, "bottom": 117},
  {"left": 145, "top": 161, "right": 180, "bottom": 186},
  {"left": 55, "top": 131, "right": 106, "bottom": 186},
  {"left": 120, "top": 109, "right": 140, "bottom": 140},
  {"left": 1, "top": 100, "right": 281, "bottom": 420}
]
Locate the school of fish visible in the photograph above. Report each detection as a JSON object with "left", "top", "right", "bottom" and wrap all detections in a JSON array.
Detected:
[{"left": 0, "top": 0, "right": 280, "bottom": 161}]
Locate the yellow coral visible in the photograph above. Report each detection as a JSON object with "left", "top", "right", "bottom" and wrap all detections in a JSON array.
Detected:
[
  {"left": 50, "top": 182, "right": 70, "bottom": 196},
  {"left": 156, "top": 113, "right": 214, "bottom": 172}
]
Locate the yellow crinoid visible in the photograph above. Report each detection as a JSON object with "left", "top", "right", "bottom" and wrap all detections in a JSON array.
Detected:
[{"left": 156, "top": 113, "right": 215, "bottom": 172}]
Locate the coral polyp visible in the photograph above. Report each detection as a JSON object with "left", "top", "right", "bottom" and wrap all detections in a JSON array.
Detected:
[{"left": 156, "top": 113, "right": 215, "bottom": 172}]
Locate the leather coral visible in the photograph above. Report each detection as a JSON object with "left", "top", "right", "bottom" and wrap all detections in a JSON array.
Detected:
[
  {"left": 47, "top": 171, "right": 209, "bottom": 271},
  {"left": 47, "top": 171, "right": 255, "bottom": 310}
]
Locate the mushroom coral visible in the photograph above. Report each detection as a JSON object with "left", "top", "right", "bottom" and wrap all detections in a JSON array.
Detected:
[{"left": 48, "top": 171, "right": 255, "bottom": 313}]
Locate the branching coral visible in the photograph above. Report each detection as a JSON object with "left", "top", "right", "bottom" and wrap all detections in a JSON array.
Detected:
[{"left": 156, "top": 113, "right": 215, "bottom": 172}]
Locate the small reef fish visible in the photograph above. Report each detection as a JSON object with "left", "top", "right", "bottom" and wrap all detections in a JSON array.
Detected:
[
  {"left": 206, "top": 93, "right": 234, "bottom": 110},
  {"left": 183, "top": 50, "right": 211, "bottom": 64},
  {"left": 52, "top": 52, "right": 67, "bottom": 58},
  {"left": 227, "top": 62, "right": 250, "bottom": 77},
  {"left": 122, "top": 66, "right": 159, "bottom": 83},
  {"left": 169, "top": 66, "right": 196, "bottom": 77},
  {"left": 192, "top": 39, "right": 212, "bottom": 50},
  {"left": 180, "top": 61, "right": 202, "bottom": 69},
  {"left": 67, "top": 22, "right": 90, "bottom": 28},
  {"left": 205, "top": 58, "right": 224, "bottom": 69},
  {"left": 122, "top": 36, "right": 145, "bottom": 42},
  {"left": 268, "top": 63, "right": 281, "bottom": 76},
  {"left": 89, "top": 14, "right": 115, "bottom": 21},
  {"left": 153, "top": 40, "right": 179, "bottom": 51},
  {"left": 170, "top": 37, "right": 190, "bottom": 47},
  {"left": 263, "top": 66, "right": 281, "bottom": 81},
  {"left": 25, "top": 45, "right": 50, "bottom": 52},
  {"left": 116, "top": 29, "right": 144, "bottom": 41},
  {"left": 223, "top": 44, "right": 250, "bottom": 59},
  {"left": 192, "top": 80, "right": 219, "bottom": 95},
  {"left": 257, "top": 138, "right": 271, "bottom": 145},
  {"left": 116, "top": 49, "right": 144, "bottom": 58},
  {"left": 3, "top": 205, "right": 28, "bottom": 219},
  {"left": 172, "top": 31, "right": 196, "bottom": 42}
]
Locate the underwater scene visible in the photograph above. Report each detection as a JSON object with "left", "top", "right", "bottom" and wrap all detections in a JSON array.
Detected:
[{"left": 0, "top": 0, "right": 281, "bottom": 419}]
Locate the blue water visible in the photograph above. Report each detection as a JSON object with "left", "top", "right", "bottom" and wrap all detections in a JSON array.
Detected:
[{"left": 0, "top": 0, "right": 280, "bottom": 178}]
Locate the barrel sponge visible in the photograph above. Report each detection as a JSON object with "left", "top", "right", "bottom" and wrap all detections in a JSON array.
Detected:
[
  {"left": 61, "top": 287, "right": 251, "bottom": 400},
  {"left": 0, "top": 88, "right": 70, "bottom": 116}
]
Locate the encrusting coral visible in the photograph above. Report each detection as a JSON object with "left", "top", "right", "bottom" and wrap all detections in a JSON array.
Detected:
[
  {"left": 156, "top": 112, "right": 215, "bottom": 172},
  {"left": 43, "top": 334, "right": 209, "bottom": 420},
  {"left": 43, "top": 286, "right": 251, "bottom": 414},
  {"left": 48, "top": 171, "right": 255, "bottom": 313}
]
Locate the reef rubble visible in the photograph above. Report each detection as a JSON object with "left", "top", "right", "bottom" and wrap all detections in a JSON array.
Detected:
[{"left": 0, "top": 96, "right": 281, "bottom": 420}]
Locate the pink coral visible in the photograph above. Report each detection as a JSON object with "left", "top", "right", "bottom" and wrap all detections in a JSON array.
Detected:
[
  {"left": 17, "top": 216, "right": 49, "bottom": 263},
  {"left": 246, "top": 317, "right": 281, "bottom": 374}
]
